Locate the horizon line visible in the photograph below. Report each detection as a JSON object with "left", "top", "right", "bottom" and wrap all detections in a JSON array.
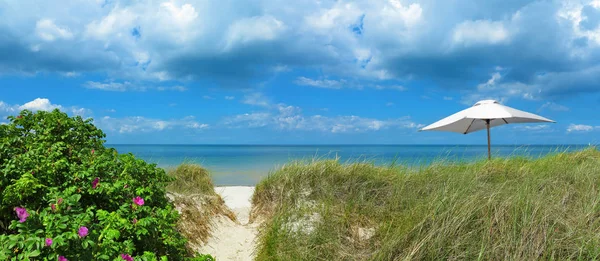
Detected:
[{"left": 105, "top": 143, "right": 593, "bottom": 146}]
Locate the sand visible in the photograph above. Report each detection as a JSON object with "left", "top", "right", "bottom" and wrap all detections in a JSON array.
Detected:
[{"left": 199, "top": 186, "right": 257, "bottom": 261}]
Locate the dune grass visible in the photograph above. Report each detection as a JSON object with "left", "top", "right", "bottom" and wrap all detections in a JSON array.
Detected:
[
  {"left": 167, "top": 163, "right": 217, "bottom": 196},
  {"left": 251, "top": 147, "right": 600, "bottom": 260},
  {"left": 165, "top": 164, "right": 236, "bottom": 251}
]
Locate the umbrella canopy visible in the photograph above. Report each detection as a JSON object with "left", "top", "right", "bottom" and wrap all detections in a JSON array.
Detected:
[{"left": 420, "top": 100, "right": 555, "bottom": 159}]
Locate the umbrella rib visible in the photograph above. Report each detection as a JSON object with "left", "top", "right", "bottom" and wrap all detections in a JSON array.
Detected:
[
  {"left": 463, "top": 119, "right": 476, "bottom": 134},
  {"left": 502, "top": 118, "right": 509, "bottom": 124}
]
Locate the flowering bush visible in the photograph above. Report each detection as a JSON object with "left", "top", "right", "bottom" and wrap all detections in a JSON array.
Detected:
[{"left": 0, "top": 110, "right": 212, "bottom": 260}]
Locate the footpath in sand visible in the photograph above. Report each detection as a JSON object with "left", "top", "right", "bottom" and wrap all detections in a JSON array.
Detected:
[{"left": 199, "top": 186, "right": 257, "bottom": 261}]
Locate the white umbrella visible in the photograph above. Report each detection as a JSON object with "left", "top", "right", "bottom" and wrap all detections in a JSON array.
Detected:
[{"left": 420, "top": 100, "right": 555, "bottom": 159}]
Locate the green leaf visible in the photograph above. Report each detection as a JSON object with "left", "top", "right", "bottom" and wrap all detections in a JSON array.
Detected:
[{"left": 28, "top": 250, "right": 40, "bottom": 257}]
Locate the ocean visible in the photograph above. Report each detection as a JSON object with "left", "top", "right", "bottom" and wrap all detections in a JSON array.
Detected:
[{"left": 108, "top": 144, "right": 586, "bottom": 186}]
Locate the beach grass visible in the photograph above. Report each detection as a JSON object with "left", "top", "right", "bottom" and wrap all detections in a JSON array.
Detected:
[
  {"left": 165, "top": 164, "right": 236, "bottom": 251},
  {"left": 251, "top": 147, "right": 600, "bottom": 260},
  {"left": 167, "top": 163, "right": 216, "bottom": 196}
]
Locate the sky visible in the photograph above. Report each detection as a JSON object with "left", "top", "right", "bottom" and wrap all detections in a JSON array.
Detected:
[{"left": 0, "top": 0, "right": 599, "bottom": 144}]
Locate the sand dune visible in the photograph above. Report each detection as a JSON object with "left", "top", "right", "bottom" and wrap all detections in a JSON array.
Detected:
[{"left": 199, "top": 186, "right": 257, "bottom": 261}]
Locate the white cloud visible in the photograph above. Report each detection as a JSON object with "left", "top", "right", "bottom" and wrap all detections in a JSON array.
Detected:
[
  {"left": 1, "top": 0, "right": 600, "bottom": 100},
  {"left": 84, "top": 81, "right": 137, "bottom": 91},
  {"left": 513, "top": 124, "right": 553, "bottom": 132},
  {"left": 538, "top": 102, "right": 570, "bottom": 112},
  {"left": 295, "top": 77, "right": 407, "bottom": 91},
  {"left": 86, "top": 9, "right": 128, "bottom": 39},
  {"left": 295, "top": 77, "right": 345, "bottom": 89},
  {"left": 160, "top": 2, "right": 199, "bottom": 28},
  {"left": 0, "top": 98, "right": 208, "bottom": 134},
  {"left": 225, "top": 96, "right": 235, "bottom": 100},
  {"left": 373, "top": 85, "right": 407, "bottom": 91},
  {"left": 223, "top": 112, "right": 271, "bottom": 128},
  {"left": 452, "top": 20, "right": 509, "bottom": 46},
  {"left": 386, "top": 102, "right": 395, "bottom": 107},
  {"left": 19, "top": 98, "right": 61, "bottom": 111},
  {"left": 96, "top": 115, "right": 208, "bottom": 133},
  {"left": 242, "top": 93, "right": 271, "bottom": 108},
  {"left": 225, "top": 98, "right": 421, "bottom": 133},
  {"left": 0, "top": 101, "right": 18, "bottom": 116},
  {"left": 567, "top": 124, "right": 599, "bottom": 133},
  {"left": 35, "top": 19, "right": 74, "bottom": 42},
  {"left": 462, "top": 70, "right": 536, "bottom": 105},
  {"left": 62, "top": 72, "right": 80, "bottom": 77},
  {"left": 83, "top": 81, "right": 187, "bottom": 92},
  {"left": 381, "top": 0, "right": 423, "bottom": 28},
  {"left": 1, "top": 98, "right": 91, "bottom": 118},
  {"left": 157, "top": 86, "right": 188, "bottom": 92},
  {"left": 225, "top": 15, "right": 285, "bottom": 50},
  {"left": 443, "top": 96, "right": 453, "bottom": 100},
  {"left": 203, "top": 95, "right": 215, "bottom": 100}
]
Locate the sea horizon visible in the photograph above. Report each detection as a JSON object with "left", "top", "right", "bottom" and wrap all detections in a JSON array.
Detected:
[
  {"left": 106, "top": 143, "right": 592, "bottom": 146},
  {"left": 107, "top": 144, "right": 590, "bottom": 186}
]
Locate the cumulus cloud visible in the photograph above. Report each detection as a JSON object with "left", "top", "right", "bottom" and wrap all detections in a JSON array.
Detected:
[
  {"left": 461, "top": 69, "right": 537, "bottom": 105},
  {"left": 452, "top": 20, "right": 509, "bottom": 46},
  {"left": 0, "top": 98, "right": 208, "bottom": 135},
  {"left": 19, "top": 98, "right": 61, "bottom": 111},
  {"left": 35, "top": 19, "right": 74, "bottom": 42},
  {"left": 0, "top": 98, "right": 91, "bottom": 118},
  {"left": 0, "top": 0, "right": 599, "bottom": 99},
  {"left": 225, "top": 96, "right": 235, "bottom": 100}
]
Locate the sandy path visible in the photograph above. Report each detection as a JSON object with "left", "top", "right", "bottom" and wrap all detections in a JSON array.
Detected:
[{"left": 199, "top": 186, "right": 257, "bottom": 261}]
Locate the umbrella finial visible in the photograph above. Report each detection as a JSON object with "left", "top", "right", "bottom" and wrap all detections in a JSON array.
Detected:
[{"left": 474, "top": 100, "right": 499, "bottom": 106}]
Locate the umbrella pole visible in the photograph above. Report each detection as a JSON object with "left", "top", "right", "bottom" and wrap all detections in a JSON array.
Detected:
[{"left": 486, "top": 119, "right": 491, "bottom": 160}]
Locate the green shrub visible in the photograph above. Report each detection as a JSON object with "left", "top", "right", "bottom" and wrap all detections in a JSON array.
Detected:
[{"left": 0, "top": 109, "right": 208, "bottom": 260}]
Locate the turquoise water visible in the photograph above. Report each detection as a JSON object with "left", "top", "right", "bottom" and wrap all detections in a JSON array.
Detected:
[{"left": 108, "top": 145, "right": 586, "bottom": 186}]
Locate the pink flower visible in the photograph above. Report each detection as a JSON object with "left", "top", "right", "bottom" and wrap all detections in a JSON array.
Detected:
[
  {"left": 45, "top": 238, "right": 53, "bottom": 247},
  {"left": 14, "top": 207, "right": 29, "bottom": 223},
  {"left": 78, "top": 226, "right": 88, "bottom": 238},
  {"left": 16, "top": 115, "right": 22, "bottom": 119},
  {"left": 121, "top": 254, "right": 134, "bottom": 261},
  {"left": 92, "top": 178, "right": 99, "bottom": 189},
  {"left": 58, "top": 256, "right": 67, "bottom": 261},
  {"left": 133, "top": 196, "right": 144, "bottom": 206},
  {"left": 91, "top": 149, "right": 95, "bottom": 155},
  {"left": 51, "top": 203, "right": 56, "bottom": 211},
  {"left": 132, "top": 218, "right": 138, "bottom": 224},
  {"left": 57, "top": 198, "right": 63, "bottom": 204},
  {"left": 124, "top": 184, "right": 128, "bottom": 189}
]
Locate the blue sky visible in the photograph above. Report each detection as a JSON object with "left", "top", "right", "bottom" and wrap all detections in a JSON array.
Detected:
[{"left": 1, "top": 0, "right": 599, "bottom": 144}]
